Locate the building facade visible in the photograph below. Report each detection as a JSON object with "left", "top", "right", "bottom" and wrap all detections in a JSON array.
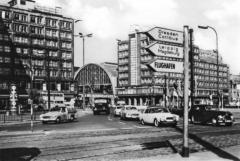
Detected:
[
  {"left": 229, "top": 74, "right": 240, "bottom": 105},
  {"left": 0, "top": 0, "right": 74, "bottom": 111},
  {"left": 117, "top": 27, "right": 229, "bottom": 106}
]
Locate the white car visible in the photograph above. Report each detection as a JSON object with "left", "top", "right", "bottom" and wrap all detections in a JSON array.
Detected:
[
  {"left": 40, "top": 106, "right": 76, "bottom": 124},
  {"left": 114, "top": 106, "right": 123, "bottom": 116},
  {"left": 139, "top": 107, "right": 179, "bottom": 127},
  {"left": 120, "top": 105, "right": 139, "bottom": 120}
]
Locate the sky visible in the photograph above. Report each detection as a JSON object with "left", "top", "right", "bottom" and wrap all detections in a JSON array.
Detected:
[{"left": 2, "top": 0, "right": 240, "bottom": 74}]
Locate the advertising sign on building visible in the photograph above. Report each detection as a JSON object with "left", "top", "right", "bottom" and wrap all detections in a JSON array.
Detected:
[
  {"left": 148, "top": 59, "right": 183, "bottom": 73},
  {"left": 147, "top": 42, "right": 183, "bottom": 58},
  {"left": 147, "top": 27, "right": 183, "bottom": 44}
]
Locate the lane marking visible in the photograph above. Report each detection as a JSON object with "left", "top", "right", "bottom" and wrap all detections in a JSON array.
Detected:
[
  {"left": 133, "top": 125, "right": 152, "bottom": 129},
  {"left": 118, "top": 121, "right": 126, "bottom": 125}
]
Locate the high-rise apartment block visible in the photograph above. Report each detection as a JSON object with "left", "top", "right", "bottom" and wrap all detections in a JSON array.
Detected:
[{"left": 0, "top": 0, "right": 74, "bottom": 109}]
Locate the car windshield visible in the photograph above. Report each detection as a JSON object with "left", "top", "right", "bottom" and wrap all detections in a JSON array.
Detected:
[
  {"left": 116, "top": 106, "right": 122, "bottom": 109},
  {"left": 126, "top": 106, "right": 137, "bottom": 110},
  {"left": 153, "top": 108, "right": 169, "bottom": 113},
  {"left": 50, "top": 107, "right": 61, "bottom": 112}
]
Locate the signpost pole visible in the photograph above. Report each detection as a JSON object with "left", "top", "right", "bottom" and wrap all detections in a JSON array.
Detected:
[{"left": 182, "top": 25, "right": 190, "bottom": 157}]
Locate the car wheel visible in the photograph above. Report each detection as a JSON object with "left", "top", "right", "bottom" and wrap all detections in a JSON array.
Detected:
[
  {"left": 211, "top": 118, "right": 217, "bottom": 126},
  {"left": 141, "top": 119, "right": 145, "bottom": 125},
  {"left": 70, "top": 116, "right": 75, "bottom": 122},
  {"left": 154, "top": 119, "right": 159, "bottom": 127},
  {"left": 55, "top": 117, "right": 61, "bottom": 124},
  {"left": 226, "top": 122, "right": 233, "bottom": 126}
]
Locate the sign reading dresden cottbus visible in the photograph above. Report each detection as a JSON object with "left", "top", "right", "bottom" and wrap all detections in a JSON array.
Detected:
[
  {"left": 147, "top": 27, "right": 183, "bottom": 44},
  {"left": 148, "top": 59, "right": 184, "bottom": 73},
  {"left": 147, "top": 42, "right": 183, "bottom": 59}
]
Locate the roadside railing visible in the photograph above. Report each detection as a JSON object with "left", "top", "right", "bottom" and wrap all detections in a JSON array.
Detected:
[{"left": 0, "top": 111, "right": 45, "bottom": 123}]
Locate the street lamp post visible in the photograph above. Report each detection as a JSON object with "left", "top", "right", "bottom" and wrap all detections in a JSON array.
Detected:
[
  {"left": 198, "top": 25, "right": 219, "bottom": 110},
  {"left": 76, "top": 33, "right": 93, "bottom": 109}
]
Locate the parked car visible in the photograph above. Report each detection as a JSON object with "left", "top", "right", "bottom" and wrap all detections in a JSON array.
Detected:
[
  {"left": 114, "top": 106, "right": 123, "bottom": 116},
  {"left": 120, "top": 105, "right": 139, "bottom": 120},
  {"left": 139, "top": 107, "right": 179, "bottom": 127},
  {"left": 189, "top": 105, "right": 234, "bottom": 126},
  {"left": 39, "top": 106, "right": 77, "bottom": 124}
]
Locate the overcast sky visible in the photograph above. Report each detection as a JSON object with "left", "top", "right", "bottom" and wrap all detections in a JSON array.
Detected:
[{"left": 2, "top": 0, "right": 240, "bottom": 74}]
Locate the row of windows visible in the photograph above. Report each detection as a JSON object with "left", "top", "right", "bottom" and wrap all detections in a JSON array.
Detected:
[
  {"left": 194, "top": 68, "right": 228, "bottom": 77},
  {"left": 194, "top": 61, "right": 228, "bottom": 72},
  {"left": 15, "top": 47, "right": 73, "bottom": 59},
  {"left": 119, "top": 58, "right": 129, "bottom": 64},
  {"left": 1, "top": 11, "right": 73, "bottom": 30},
  {"left": 141, "top": 55, "right": 152, "bottom": 62},
  {"left": 141, "top": 71, "right": 151, "bottom": 76},
  {"left": 118, "top": 51, "right": 129, "bottom": 58},
  {"left": 12, "top": 37, "right": 72, "bottom": 48},
  {"left": 119, "top": 73, "right": 128, "bottom": 79},
  {"left": 197, "top": 82, "right": 228, "bottom": 88},
  {"left": 0, "top": 56, "right": 11, "bottom": 63},
  {"left": 0, "top": 34, "right": 10, "bottom": 41},
  {"left": 119, "top": 80, "right": 128, "bottom": 86},
  {"left": 0, "top": 68, "right": 11, "bottom": 75},
  {"left": 0, "top": 45, "right": 11, "bottom": 52},
  {"left": 140, "top": 48, "right": 148, "bottom": 55},
  {"left": 118, "top": 66, "right": 129, "bottom": 72},
  {"left": 118, "top": 43, "right": 128, "bottom": 51}
]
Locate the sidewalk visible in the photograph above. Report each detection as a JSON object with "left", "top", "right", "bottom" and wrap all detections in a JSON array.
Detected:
[{"left": 123, "top": 145, "right": 240, "bottom": 161}]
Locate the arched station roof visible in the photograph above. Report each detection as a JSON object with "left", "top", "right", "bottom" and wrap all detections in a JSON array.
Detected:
[{"left": 74, "top": 62, "right": 118, "bottom": 95}]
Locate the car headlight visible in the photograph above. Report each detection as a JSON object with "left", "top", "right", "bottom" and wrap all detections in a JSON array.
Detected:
[
  {"left": 173, "top": 115, "right": 179, "bottom": 121},
  {"left": 218, "top": 115, "right": 223, "bottom": 120}
]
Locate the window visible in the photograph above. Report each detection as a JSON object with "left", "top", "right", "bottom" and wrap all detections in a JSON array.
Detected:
[
  {"left": 5, "top": 57, "right": 11, "bottom": 63},
  {"left": 4, "top": 46, "right": 11, "bottom": 52},
  {"left": 23, "top": 48, "right": 28, "bottom": 54},
  {"left": 52, "top": 20, "right": 57, "bottom": 27},
  {"left": 46, "top": 19, "right": 51, "bottom": 26},
  {"left": 14, "top": 13, "right": 20, "bottom": 20},
  {"left": 16, "top": 47, "right": 21, "bottom": 53}
]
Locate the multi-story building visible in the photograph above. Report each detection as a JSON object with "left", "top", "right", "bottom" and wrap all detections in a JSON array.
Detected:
[
  {"left": 117, "top": 27, "right": 229, "bottom": 106},
  {"left": 0, "top": 0, "right": 74, "bottom": 111},
  {"left": 229, "top": 74, "right": 240, "bottom": 104}
]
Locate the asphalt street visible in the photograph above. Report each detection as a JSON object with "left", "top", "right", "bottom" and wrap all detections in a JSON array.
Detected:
[{"left": 1, "top": 111, "right": 240, "bottom": 161}]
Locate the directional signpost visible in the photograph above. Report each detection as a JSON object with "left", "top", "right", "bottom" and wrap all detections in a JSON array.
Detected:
[{"left": 146, "top": 26, "right": 189, "bottom": 157}]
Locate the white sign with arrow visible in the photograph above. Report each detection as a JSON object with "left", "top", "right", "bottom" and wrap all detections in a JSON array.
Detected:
[
  {"left": 148, "top": 59, "right": 184, "bottom": 73},
  {"left": 147, "top": 42, "right": 183, "bottom": 58},
  {"left": 147, "top": 27, "right": 183, "bottom": 44}
]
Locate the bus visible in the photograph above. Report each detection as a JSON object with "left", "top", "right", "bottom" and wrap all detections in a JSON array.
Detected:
[{"left": 40, "top": 92, "right": 65, "bottom": 109}]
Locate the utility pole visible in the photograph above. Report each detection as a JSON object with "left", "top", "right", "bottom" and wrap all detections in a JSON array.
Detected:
[
  {"left": 182, "top": 25, "right": 190, "bottom": 157},
  {"left": 164, "top": 75, "right": 167, "bottom": 108},
  {"left": 77, "top": 33, "right": 93, "bottom": 110},
  {"left": 189, "top": 29, "right": 194, "bottom": 109},
  {"left": 47, "top": 50, "right": 50, "bottom": 110}
]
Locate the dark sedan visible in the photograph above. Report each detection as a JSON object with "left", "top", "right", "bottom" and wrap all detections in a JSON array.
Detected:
[{"left": 189, "top": 105, "right": 234, "bottom": 126}]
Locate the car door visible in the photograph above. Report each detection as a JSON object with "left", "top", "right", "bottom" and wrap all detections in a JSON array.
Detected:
[
  {"left": 142, "top": 109, "right": 149, "bottom": 123},
  {"left": 61, "top": 107, "right": 67, "bottom": 121},
  {"left": 146, "top": 109, "right": 155, "bottom": 123}
]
